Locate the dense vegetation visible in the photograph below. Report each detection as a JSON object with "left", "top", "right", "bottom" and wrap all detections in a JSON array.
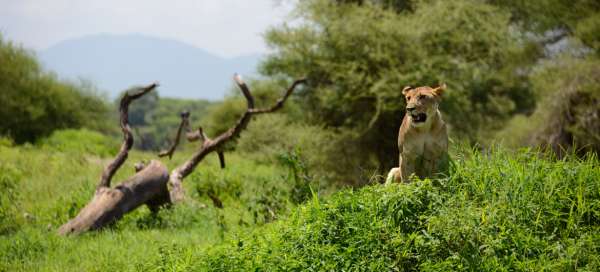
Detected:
[
  {"left": 201, "top": 148, "right": 600, "bottom": 271},
  {"left": 0, "top": 35, "right": 111, "bottom": 144}
]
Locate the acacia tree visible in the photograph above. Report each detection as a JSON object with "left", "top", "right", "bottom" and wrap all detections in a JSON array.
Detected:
[
  {"left": 261, "top": 0, "right": 537, "bottom": 181},
  {"left": 59, "top": 75, "right": 305, "bottom": 235}
]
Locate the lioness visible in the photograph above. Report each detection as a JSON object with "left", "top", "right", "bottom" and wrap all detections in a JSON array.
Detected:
[{"left": 386, "top": 84, "right": 448, "bottom": 184}]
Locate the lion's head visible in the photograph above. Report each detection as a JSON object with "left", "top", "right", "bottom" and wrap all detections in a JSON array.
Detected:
[{"left": 401, "top": 84, "right": 446, "bottom": 127}]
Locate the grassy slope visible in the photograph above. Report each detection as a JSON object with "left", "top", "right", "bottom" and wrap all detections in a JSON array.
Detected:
[
  {"left": 198, "top": 148, "right": 600, "bottom": 271},
  {"left": 1, "top": 137, "right": 599, "bottom": 271}
]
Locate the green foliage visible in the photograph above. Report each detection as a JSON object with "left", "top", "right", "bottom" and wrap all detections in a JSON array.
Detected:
[
  {"left": 202, "top": 95, "right": 246, "bottom": 137},
  {"left": 237, "top": 114, "right": 348, "bottom": 183},
  {"left": 490, "top": 0, "right": 599, "bottom": 36},
  {"left": 200, "top": 148, "right": 600, "bottom": 271},
  {"left": 0, "top": 136, "right": 14, "bottom": 147},
  {"left": 0, "top": 163, "right": 22, "bottom": 235},
  {"left": 127, "top": 90, "right": 159, "bottom": 126},
  {"left": 113, "top": 89, "right": 212, "bottom": 150},
  {"left": 38, "top": 129, "right": 119, "bottom": 157},
  {"left": 496, "top": 56, "right": 600, "bottom": 156},
  {"left": 261, "top": 0, "right": 536, "bottom": 178},
  {"left": 201, "top": 78, "right": 303, "bottom": 137},
  {"left": 278, "top": 149, "right": 315, "bottom": 204},
  {"left": 575, "top": 13, "right": 600, "bottom": 56},
  {"left": 0, "top": 35, "right": 111, "bottom": 144}
]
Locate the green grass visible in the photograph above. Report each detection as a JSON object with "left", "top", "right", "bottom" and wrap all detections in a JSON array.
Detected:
[
  {"left": 1, "top": 134, "right": 599, "bottom": 271},
  {"left": 0, "top": 132, "right": 298, "bottom": 271},
  {"left": 198, "top": 147, "right": 600, "bottom": 271}
]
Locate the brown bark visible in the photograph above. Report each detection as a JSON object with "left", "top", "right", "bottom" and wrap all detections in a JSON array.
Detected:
[
  {"left": 168, "top": 75, "right": 306, "bottom": 202},
  {"left": 59, "top": 83, "right": 170, "bottom": 235},
  {"left": 158, "top": 111, "right": 190, "bottom": 159},
  {"left": 58, "top": 160, "right": 169, "bottom": 235}
]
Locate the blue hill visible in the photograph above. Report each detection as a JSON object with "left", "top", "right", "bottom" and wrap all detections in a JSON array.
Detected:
[{"left": 38, "top": 33, "right": 262, "bottom": 100}]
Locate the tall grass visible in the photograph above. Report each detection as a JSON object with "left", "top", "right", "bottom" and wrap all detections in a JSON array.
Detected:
[{"left": 199, "top": 147, "right": 600, "bottom": 271}]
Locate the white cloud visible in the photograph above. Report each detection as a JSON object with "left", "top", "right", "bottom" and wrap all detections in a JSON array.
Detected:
[{"left": 0, "top": 0, "right": 295, "bottom": 57}]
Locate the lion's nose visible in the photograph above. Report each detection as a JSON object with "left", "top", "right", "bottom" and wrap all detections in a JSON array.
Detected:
[{"left": 406, "top": 106, "right": 416, "bottom": 112}]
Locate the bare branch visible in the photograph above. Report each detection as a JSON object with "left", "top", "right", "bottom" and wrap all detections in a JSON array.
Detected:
[
  {"left": 159, "top": 111, "right": 190, "bottom": 159},
  {"left": 251, "top": 78, "right": 307, "bottom": 113},
  {"left": 233, "top": 73, "right": 254, "bottom": 109},
  {"left": 217, "top": 151, "right": 226, "bottom": 169},
  {"left": 186, "top": 126, "right": 208, "bottom": 142},
  {"left": 168, "top": 75, "right": 305, "bottom": 202},
  {"left": 98, "top": 83, "right": 158, "bottom": 189}
]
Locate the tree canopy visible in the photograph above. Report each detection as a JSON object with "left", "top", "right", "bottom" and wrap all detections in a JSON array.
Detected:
[{"left": 0, "top": 35, "right": 110, "bottom": 143}]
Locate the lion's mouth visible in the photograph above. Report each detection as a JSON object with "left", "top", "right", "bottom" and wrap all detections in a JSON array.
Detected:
[{"left": 411, "top": 113, "right": 427, "bottom": 123}]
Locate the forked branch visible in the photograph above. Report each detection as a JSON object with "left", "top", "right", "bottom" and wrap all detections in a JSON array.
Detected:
[
  {"left": 186, "top": 126, "right": 226, "bottom": 168},
  {"left": 159, "top": 111, "right": 191, "bottom": 159},
  {"left": 98, "top": 83, "right": 158, "bottom": 189},
  {"left": 168, "top": 75, "right": 306, "bottom": 202}
]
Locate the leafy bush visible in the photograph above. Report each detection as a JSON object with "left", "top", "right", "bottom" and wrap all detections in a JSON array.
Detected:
[
  {"left": 0, "top": 136, "right": 14, "bottom": 147},
  {"left": 0, "top": 35, "right": 111, "bottom": 144},
  {"left": 496, "top": 57, "right": 600, "bottom": 156},
  {"left": 199, "top": 148, "right": 600, "bottom": 271},
  {"left": 38, "top": 129, "right": 119, "bottom": 157}
]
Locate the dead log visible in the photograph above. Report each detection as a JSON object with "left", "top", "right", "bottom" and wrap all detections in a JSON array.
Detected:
[
  {"left": 59, "top": 76, "right": 305, "bottom": 235},
  {"left": 58, "top": 83, "right": 170, "bottom": 235}
]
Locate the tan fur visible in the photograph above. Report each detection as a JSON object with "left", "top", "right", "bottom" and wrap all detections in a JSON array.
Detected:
[{"left": 386, "top": 84, "right": 448, "bottom": 184}]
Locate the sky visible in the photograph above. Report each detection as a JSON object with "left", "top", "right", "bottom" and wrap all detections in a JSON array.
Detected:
[{"left": 0, "top": 0, "right": 295, "bottom": 58}]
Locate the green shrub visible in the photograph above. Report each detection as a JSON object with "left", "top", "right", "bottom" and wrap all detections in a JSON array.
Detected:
[
  {"left": 237, "top": 114, "right": 363, "bottom": 187},
  {"left": 0, "top": 35, "right": 111, "bottom": 143},
  {"left": 38, "top": 129, "right": 118, "bottom": 157},
  {"left": 496, "top": 57, "right": 600, "bottom": 157},
  {"left": 0, "top": 136, "right": 13, "bottom": 147}
]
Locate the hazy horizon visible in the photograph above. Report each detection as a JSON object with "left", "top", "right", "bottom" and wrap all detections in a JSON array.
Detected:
[
  {"left": 0, "top": 0, "right": 297, "bottom": 99},
  {"left": 38, "top": 33, "right": 264, "bottom": 100},
  {"left": 0, "top": 0, "right": 295, "bottom": 58}
]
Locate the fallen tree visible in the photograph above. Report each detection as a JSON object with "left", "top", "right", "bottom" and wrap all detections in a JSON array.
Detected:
[{"left": 59, "top": 75, "right": 306, "bottom": 235}]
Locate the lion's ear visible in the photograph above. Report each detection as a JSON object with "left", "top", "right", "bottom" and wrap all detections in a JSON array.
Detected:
[
  {"left": 402, "top": 86, "right": 411, "bottom": 96},
  {"left": 433, "top": 83, "right": 446, "bottom": 97}
]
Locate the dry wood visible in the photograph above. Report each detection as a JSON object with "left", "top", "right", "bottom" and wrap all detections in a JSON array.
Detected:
[
  {"left": 98, "top": 83, "right": 158, "bottom": 189},
  {"left": 158, "top": 111, "right": 190, "bottom": 159},
  {"left": 168, "top": 74, "right": 306, "bottom": 202},
  {"left": 59, "top": 83, "right": 171, "bottom": 235},
  {"left": 59, "top": 75, "right": 305, "bottom": 235}
]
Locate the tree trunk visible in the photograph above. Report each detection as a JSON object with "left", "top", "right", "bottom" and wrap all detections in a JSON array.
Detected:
[{"left": 58, "top": 160, "right": 169, "bottom": 235}]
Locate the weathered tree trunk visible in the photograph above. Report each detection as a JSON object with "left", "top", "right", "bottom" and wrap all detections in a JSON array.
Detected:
[
  {"left": 59, "top": 83, "right": 166, "bottom": 235},
  {"left": 58, "top": 160, "right": 169, "bottom": 235},
  {"left": 59, "top": 75, "right": 305, "bottom": 235}
]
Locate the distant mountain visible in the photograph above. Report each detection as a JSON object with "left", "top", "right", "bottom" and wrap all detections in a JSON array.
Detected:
[{"left": 38, "top": 34, "right": 263, "bottom": 100}]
